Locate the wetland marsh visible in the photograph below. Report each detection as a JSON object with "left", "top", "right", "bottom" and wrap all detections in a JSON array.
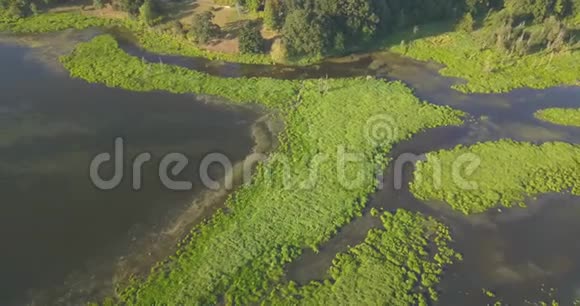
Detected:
[{"left": 0, "top": 16, "right": 579, "bottom": 305}]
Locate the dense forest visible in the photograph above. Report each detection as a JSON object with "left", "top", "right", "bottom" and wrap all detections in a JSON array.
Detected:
[{"left": 1, "top": 0, "right": 579, "bottom": 57}]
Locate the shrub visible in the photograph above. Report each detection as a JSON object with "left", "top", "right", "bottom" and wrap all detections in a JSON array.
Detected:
[
  {"left": 238, "top": 22, "right": 264, "bottom": 54},
  {"left": 455, "top": 12, "right": 474, "bottom": 32},
  {"left": 191, "top": 11, "right": 219, "bottom": 44},
  {"left": 270, "top": 38, "right": 287, "bottom": 63}
]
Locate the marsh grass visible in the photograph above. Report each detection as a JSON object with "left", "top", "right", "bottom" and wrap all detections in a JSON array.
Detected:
[
  {"left": 267, "top": 210, "right": 462, "bottom": 306},
  {"left": 390, "top": 30, "right": 580, "bottom": 93},
  {"left": 59, "top": 34, "right": 465, "bottom": 304},
  {"left": 535, "top": 108, "right": 580, "bottom": 127},
  {"left": 411, "top": 140, "right": 580, "bottom": 214}
]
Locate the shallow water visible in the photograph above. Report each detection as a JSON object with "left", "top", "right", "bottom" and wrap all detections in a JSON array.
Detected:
[{"left": 0, "top": 39, "right": 259, "bottom": 305}]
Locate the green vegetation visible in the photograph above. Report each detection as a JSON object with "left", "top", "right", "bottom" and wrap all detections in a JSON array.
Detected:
[
  {"left": 0, "top": 12, "right": 113, "bottom": 33},
  {"left": 238, "top": 21, "right": 264, "bottom": 54},
  {"left": 389, "top": 0, "right": 580, "bottom": 93},
  {"left": 60, "top": 35, "right": 294, "bottom": 107},
  {"left": 267, "top": 210, "right": 461, "bottom": 305},
  {"left": 138, "top": 0, "right": 160, "bottom": 26},
  {"left": 190, "top": 11, "right": 219, "bottom": 44},
  {"left": 411, "top": 140, "right": 580, "bottom": 214},
  {"left": 263, "top": 0, "right": 282, "bottom": 31},
  {"left": 60, "top": 34, "right": 464, "bottom": 304},
  {"left": 278, "top": 0, "right": 477, "bottom": 57},
  {"left": 535, "top": 107, "right": 580, "bottom": 127},
  {"left": 391, "top": 29, "right": 580, "bottom": 93}
]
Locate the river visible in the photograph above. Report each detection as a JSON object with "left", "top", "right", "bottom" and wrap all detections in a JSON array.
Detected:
[{"left": 1, "top": 29, "right": 579, "bottom": 305}]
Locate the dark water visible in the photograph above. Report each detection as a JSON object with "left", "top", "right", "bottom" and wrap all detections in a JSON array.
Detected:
[{"left": 0, "top": 40, "right": 259, "bottom": 305}]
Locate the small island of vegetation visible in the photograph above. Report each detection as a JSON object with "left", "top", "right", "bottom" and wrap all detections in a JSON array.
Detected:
[
  {"left": 266, "top": 210, "right": 461, "bottom": 306},
  {"left": 411, "top": 140, "right": 580, "bottom": 214},
  {"left": 535, "top": 107, "right": 580, "bottom": 127}
]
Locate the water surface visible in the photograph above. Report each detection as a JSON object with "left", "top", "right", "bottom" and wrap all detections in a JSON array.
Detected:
[{"left": 0, "top": 38, "right": 259, "bottom": 305}]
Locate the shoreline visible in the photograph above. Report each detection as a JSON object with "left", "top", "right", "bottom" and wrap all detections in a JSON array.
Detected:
[{"left": 27, "top": 101, "right": 283, "bottom": 306}]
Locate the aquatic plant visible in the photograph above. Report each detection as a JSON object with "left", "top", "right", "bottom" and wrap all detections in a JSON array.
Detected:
[
  {"left": 267, "top": 210, "right": 462, "bottom": 306},
  {"left": 535, "top": 108, "right": 580, "bottom": 127},
  {"left": 60, "top": 34, "right": 465, "bottom": 304},
  {"left": 0, "top": 11, "right": 113, "bottom": 32},
  {"left": 411, "top": 140, "right": 580, "bottom": 214}
]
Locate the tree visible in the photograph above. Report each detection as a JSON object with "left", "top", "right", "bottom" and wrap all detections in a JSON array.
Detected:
[
  {"left": 270, "top": 38, "right": 288, "bottom": 62},
  {"left": 244, "top": 0, "right": 260, "bottom": 12},
  {"left": 6, "top": 0, "right": 25, "bottom": 18},
  {"left": 340, "top": 0, "right": 380, "bottom": 41},
  {"left": 238, "top": 22, "right": 264, "bottom": 54},
  {"left": 456, "top": 12, "right": 474, "bottom": 32},
  {"left": 113, "top": 0, "right": 144, "bottom": 16},
  {"left": 263, "top": 0, "right": 282, "bottom": 30},
  {"left": 282, "top": 9, "right": 328, "bottom": 56},
  {"left": 139, "top": 0, "right": 157, "bottom": 26},
  {"left": 191, "top": 11, "right": 220, "bottom": 44},
  {"left": 29, "top": 1, "right": 37, "bottom": 15},
  {"left": 93, "top": 0, "right": 105, "bottom": 9}
]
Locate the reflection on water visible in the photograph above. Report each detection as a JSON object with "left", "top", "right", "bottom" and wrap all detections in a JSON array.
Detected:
[{"left": 0, "top": 40, "right": 259, "bottom": 305}]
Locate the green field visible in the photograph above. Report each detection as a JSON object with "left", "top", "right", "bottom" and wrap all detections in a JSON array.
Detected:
[
  {"left": 535, "top": 108, "right": 580, "bottom": 127},
  {"left": 411, "top": 140, "right": 580, "bottom": 214}
]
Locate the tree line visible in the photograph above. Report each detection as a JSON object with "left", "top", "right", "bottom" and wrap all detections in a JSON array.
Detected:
[{"left": 2, "top": 0, "right": 579, "bottom": 57}]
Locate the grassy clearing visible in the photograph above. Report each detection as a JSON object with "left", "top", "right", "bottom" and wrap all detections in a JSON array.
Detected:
[
  {"left": 535, "top": 108, "right": 580, "bottom": 127},
  {"left": 60, "top": 34, "right": 464, "bottom": 304},
  {"left": 411, "top": 140, "right": 580, "bottom": 214},
  {"left": 0, "top": 12, "right": 274, "bottom": 64},
  {"left": 267, "top": 209, "right": 462, "bottom": 306},
  {"left": 390, "top": 31, "right": 580, "bottom": 93}
]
